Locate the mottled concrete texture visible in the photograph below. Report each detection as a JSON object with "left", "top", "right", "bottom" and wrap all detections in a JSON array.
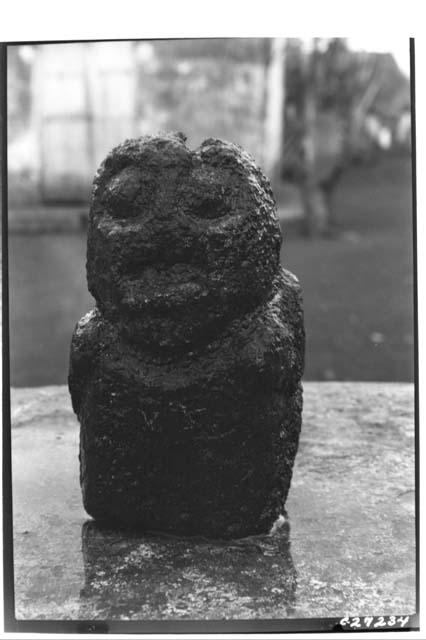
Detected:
[{"left": 11, "top": 383, "right": 415, "bottom": 621}]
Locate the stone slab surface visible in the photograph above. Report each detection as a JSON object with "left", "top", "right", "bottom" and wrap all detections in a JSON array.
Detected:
[{"left": 10, "top": 382, "right": 416, "bottom": 621}]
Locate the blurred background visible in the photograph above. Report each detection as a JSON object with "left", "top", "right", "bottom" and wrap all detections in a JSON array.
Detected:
[{"left": 7, "top": 38, "right": 413, "bottom": 387}]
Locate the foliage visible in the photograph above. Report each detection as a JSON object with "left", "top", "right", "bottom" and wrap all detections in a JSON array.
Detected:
[{"left": 285, "top": 38, "right": 409, "bottom": 123}]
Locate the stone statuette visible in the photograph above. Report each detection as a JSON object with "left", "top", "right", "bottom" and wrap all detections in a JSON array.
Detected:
[{"left": 69, "top": 132, "right": 305, "bottom": 538}]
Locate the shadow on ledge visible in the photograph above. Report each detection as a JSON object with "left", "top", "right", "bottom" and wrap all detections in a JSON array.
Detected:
[{"left": 79, "top": 516, "right": 296, "bottom": 620}]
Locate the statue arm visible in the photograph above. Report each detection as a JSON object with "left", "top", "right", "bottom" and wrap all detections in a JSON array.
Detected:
[{"left": 68, "top": 309, "right": 100, "bottom": 417}]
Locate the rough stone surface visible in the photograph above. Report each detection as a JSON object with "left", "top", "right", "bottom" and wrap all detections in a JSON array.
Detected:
[
  {"left": 11, "top": 383, "right": 416, "bottom": 623},
  {"left": 68, "top": 133, "right": 305, "bottom": 538}
]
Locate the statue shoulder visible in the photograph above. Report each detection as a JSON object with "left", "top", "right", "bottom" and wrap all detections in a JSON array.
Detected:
[
  {"left": 72, "top": 308, "right": 102, "bottom": 345},
  {"left": 68, "top": 308, "right": 104, "bottom": 415}
]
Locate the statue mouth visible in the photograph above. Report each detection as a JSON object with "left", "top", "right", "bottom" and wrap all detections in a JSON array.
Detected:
[{"left": 118, "top": 262, "right": 209, "bottom": 311}]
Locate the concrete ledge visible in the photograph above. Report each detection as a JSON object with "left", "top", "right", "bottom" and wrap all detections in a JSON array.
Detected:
[
  {"left": 8, "top": 206, "right": 88, "bottom": 234},
  {"left": 10, "top": 382, "right": 416, "bottom": 621}
]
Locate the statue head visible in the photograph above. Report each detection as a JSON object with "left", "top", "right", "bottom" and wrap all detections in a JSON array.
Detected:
[{"left": 87, "top": 133, "right": 282, "bottom": 350}]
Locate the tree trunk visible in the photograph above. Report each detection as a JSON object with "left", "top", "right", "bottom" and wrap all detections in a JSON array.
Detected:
[
  {"left": 298, "top": 39, "right": 343, "bottom": 237},
  {"left": 298, "top": 39, "right": 333, "bottom": 236},
  {"left": 299, "top": 181, "right": 330, "bottom": 236}
]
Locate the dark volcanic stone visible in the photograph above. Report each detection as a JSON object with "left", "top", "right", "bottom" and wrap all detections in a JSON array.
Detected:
[{"left": 69, "top": 132, "right": 305, "bottom": 538}]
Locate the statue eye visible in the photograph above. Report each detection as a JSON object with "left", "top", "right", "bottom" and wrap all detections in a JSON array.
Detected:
[
  {"left": 192, "top": 196, "right": 227, "bottom": 220},
  {"left": 103, "top": 167, "right": 142, "bottom": 218}
]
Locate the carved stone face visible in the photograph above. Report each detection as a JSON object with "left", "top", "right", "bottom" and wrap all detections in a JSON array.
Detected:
[{"left": 87, "top": 133, "right": 282, "bottom": 350}]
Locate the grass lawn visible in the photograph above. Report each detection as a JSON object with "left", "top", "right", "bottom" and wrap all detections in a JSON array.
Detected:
[
  {"left": 281, "top": 153, "right": 415, "bottom": 381},
  {"left": 9, "top": 154, "right": 415, "bottom": 386}
]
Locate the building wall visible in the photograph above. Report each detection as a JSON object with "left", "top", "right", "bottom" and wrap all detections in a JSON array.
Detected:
[
  {"left": 134, "top": 39, "right": 269, "bottom": 163},
  {"left": 12, "top": 39, "right": 284, "bottom": 205},
  {"left": 32, "top": 42, "right": 138, "bottom": 203}
]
